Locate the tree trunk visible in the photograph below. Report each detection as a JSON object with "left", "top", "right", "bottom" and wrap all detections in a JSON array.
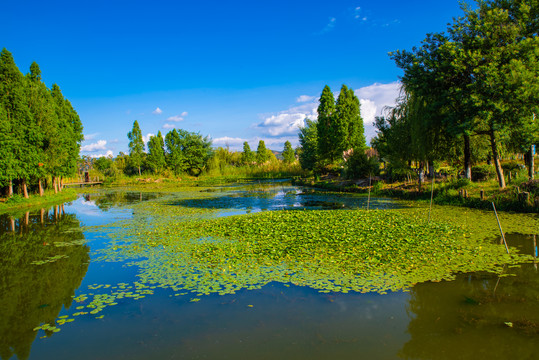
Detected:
[
  {"left": 52, "top": 176, "right": 58, "bottom": 194},
  {"left": 464, "top": 134, "right": 472, "bottom": 180},
  {"left": 7, "top": 179, "right": 13, "bottom": 197},
  {"left": 38, "top": 179, "right": 44, "bottom": 196},
  {"left": 22, "top": 178, "right": 29, "bottom": 199},
  {"left": 59, "top": 177, "right": 63, "bottom": 191},
  {"left": 9, "top": 217, "right": 15, "bottom": 232},
  {"left": 138, "top": 166, "right": 141, "bottom": 176},
  {"left": 530, "top": 146, "right": 535, "bottom": 180},
  {"left": 489, "top": 129, "right": 505, "bottom": 189}
]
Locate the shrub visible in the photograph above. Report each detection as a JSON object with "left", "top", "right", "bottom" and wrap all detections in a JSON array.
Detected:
[
  {"left": 471, "top": 165, "right": 495, "bottom": 182},
  {"left": 345, "top": 152, "right": 380, "bottom": 179}
]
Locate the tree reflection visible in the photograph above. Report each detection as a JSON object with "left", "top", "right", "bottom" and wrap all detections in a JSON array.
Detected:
[
  {"left": 0, "top": 208, "right": 90, "bottom": 360},
  {"left": 400, "top": 234, "right": 539, "bottom": 360}
]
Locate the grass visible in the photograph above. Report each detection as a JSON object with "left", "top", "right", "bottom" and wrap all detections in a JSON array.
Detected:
[{"left": 0, "top": 188, "right": 78, "bottom": 214}]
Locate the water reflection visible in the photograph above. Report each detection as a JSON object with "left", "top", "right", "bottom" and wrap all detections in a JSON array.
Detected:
[
  {"left": 401, "top": 234, "right": 539, "bottom": 359},
  {"left": 172, "top": 185, "right": 399, "bottom": 214},
  {"left": 0, "top": 208, "right": 90, "bottom": 360}
]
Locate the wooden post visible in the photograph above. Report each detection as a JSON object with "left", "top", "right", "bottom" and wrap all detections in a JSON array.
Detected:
[{"left": 367, "top": 174, "right": 371, "bottom": 211}]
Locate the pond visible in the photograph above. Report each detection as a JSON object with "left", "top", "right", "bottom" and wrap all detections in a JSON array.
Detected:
[{"left": 1, "top": 182, "right": 538, "bottom": 359}]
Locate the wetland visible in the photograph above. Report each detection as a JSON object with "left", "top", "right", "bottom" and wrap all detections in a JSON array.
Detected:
[{"left": 1, "top": 181, "right": 538, "bottom": 360}]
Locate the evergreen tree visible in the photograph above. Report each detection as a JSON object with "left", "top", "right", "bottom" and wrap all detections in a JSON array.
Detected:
[
  {"left": 241, "top": 141, "right": 255, "bottom": 165},
  {"left": 282, "top": 140, "right": 295, "bottom": 164},
  {"left": 127, "top": 120, "right": 144, "bottom": 176},
  {"left": 256, "top": 140, "right": 269, "bottom": 164},
  {"left": 316, "top": 85, "right": 335, "bottom": 164},
  {"left": 146, "top": 131, "right": 166, "bottom": 174},
  {"left": 298, "top": 118, "right": 318, "bottom": 171}
]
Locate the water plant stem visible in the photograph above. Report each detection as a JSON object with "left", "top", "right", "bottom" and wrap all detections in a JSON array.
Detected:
[{"left": 492, "top": 202, "right": 509, "bottom": 254}]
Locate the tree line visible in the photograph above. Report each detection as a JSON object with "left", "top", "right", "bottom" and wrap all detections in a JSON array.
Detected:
[
  {"left": 93, "top": 120, "right": 298, "bottom": 178},
  {"left": 0, "top": 49, "right": 83, "bottom": 198},
  {"left": 371, "top": 0, "right": 538, "bottom": 188}
]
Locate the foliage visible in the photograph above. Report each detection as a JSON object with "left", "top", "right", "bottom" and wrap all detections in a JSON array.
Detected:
[
  {"left": 471, "top": 165, "right": 496, "bottom": 182},
  {"left": 0, "top": 48, "right": 83, "bottom": 198},
  {"left": 282, "top": 141, "right": 295, "bottom": 164},
  {"left": 345, "top": 151, "right": 380, "bottom": 179},
  {"left": 241, "top": 141, "right": 255, "bottom": 165},
  {"left": 127, "top": 120, "right": 144, "bottom": 176},
  {"left": 146, "top": 131, "right": 166, "bottom": 174},
  {"left": 298, "top": 118, "right": 318, "bottom": 171},
  {"left": 256, "top": 140, "right": 269, "bottom": 164}
]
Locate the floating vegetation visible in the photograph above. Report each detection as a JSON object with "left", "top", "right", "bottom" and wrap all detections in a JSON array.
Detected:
[{"left": 40, "top": 187, "right": 538, "bottom": 332}]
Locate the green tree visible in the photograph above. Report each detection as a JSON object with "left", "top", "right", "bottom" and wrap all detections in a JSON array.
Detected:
[
  {"left": 282, "top": 140, "right": 295, "bottom": 164},
  {"left": 316, "top": 85, "right": 336, "bottom": 164},
  {"left": 256, "top": 140, "right": 269, "bottom": 164},
  {"left": 298, "top": 118, "right": 319, "bottom": 171},
  {"left": 241, "top": 141, "right": 255, "bottom": 165},
  {"left": 127, "top": 120, "right": 144, "bottom": 176},
  {"left": 0, "top": 49, "right": 24, "bottom": 197},
  {"left": 335, "top": 84, "right": 366, "bottom": 154},
  {"left": 146, "top": 131, "right": 166, "bottom": 174},
  {"left": 165, "top": 129, "right": 212, "bottom": 175}
]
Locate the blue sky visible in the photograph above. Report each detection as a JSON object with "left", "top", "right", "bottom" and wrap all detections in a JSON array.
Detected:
[{"left": 4, "top": 0, "right": 465, "bottom": 156}]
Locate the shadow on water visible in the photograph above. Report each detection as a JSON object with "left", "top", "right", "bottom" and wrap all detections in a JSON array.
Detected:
[
  {"left": 0, "top": 208, "right": 90, "bottom": 360},
  {"left": 169, "top": 184, "right": 401, "bottom": 214},
  {"left": 401, "top": 233, "right": 539, "bottom": 359}
]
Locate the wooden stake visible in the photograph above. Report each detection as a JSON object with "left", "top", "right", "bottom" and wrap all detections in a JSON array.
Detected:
[
  {"left": 492, "top": 202, "right": 509, "bottom": 254},
  {"left": 428, "top": 174, "right": 435, "bottom": 222}
]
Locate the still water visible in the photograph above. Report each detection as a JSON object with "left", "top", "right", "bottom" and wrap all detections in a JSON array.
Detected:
[{"left": 0, "top": 185, "right": 538, "bottom": 359}]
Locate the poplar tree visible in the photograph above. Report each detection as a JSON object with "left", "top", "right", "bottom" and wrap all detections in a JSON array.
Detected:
[
  {"left": 146, "top": 131, "right": 166, "bottom": 174},
  {"left": 241, "top": 141, "right": 255, "bottom": 165},
  {"left": 127, "top": 120, "right": 144, "bottom": 176},
  {"left": 282, "top": 140, "right": 295, "bottom": 164},
  {"left": 316, "top": 85, "right": 335, "bottom": 164}
]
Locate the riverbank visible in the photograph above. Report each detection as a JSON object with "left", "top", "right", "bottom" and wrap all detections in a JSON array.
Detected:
[
  {"left": 293, "top": 176, "right": 539, "bottom": 214},
  {"left": 0, "top": 189, "right": 78, "bottom": 214}
]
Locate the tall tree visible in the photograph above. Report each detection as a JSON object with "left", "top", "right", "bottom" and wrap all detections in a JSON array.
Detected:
[
  {"left": 127, "top": 120, "right": 144, "bottom": 176},
  {"left": 316, "top": 85, "right": 336, "bottom": 164},
  {"left": 282, "top": 140, "right": 295, "bottom": 164},
  {"left": 241, "top": 141, "right": 255, "bottom": 165},
  {"left": 165, "top": 128, "right": 212, "bottom": 175},
  {"left": 298, "top": 118, "right": 318, "bottom": 171},
  {"left": 256, "top": 140, "right": 269, "bottom": 164},
  {"left": 146, "top": 131, "right": 166, "bottom": 174},
  {"left": 0, "top": 49, "right": 23, "bottom": 196},
  {"left": 335, "top": 84, "right": 366, "bottom": 154}
]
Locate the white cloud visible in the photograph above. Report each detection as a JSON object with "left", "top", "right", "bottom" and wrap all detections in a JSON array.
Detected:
[
  {"left": 142, "top": 133, "right": 155, "bottom": 144},
  {"left": 152, "top": 107, "right": 163, "bottom": 115},
  {"left": 163, "top": 123, "right": 177, "bottom": 129},
  {"left": 212, "top": 137, "right": 248, "bottom": 147},
  {"left": 167, "top": 115, "right": 184, "bottom": 122},
  {"left": 252, "top": 82, "right": 400, "bottom": 145},
  {"left": 355, "top": 81, "right": 401, "bottom": 141},
  {"left": 88, "top": 150, "right": 114, "bottom": 158},
  {"left": 81, "top": 140, "right": 107, "bottom": 152},
  {"left": 296, "top": 95, "right": 315, "bottom": 103},
  {"left": 181, "top": 111, "right": 188, "bottom": 116},
  {"left": 83, "top": 133, "right": 99, "bottom": 141},
  {"left": 255, "top": 100, "right": 318, "bottom": 137},
  {"left": 319, "top": 17, "right": 336, "bottom": 34}
]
